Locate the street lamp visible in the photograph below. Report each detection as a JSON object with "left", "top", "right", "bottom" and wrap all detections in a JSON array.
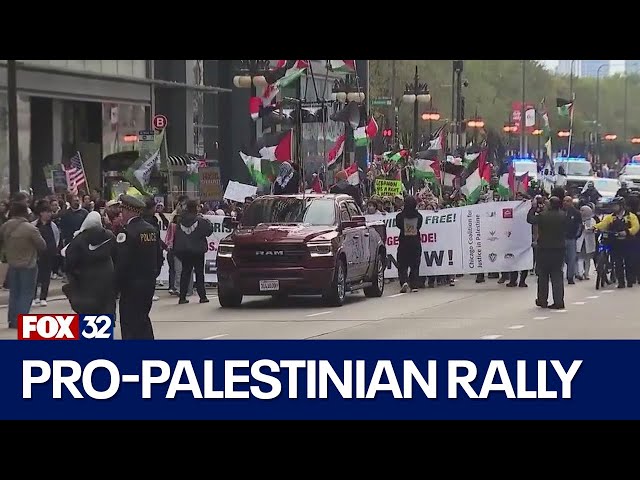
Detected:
[
  {"left": 532, "top": 128, "right": 543, "bottom": 158},
  {"left": 421, "top": 110, "right": 440, "bottom": 138},
  {"left": 402, "top": 65, "right": 431, "bottom": 158},
  {"left": 631, "top": 137, "right": 640, "bottom": 144},
  {"left": 232, "top": 60, "right": 271, "bottom": 88},
  {"left": 503, "top": 123, "right": 518, "bottom": 134},
  {"left": 595, "top": 62, "right": 609, "bottom": 164},
  {"left": 331, "top": 78, "right": 365, "bottom": 104},
  {"left": 558, "top": 130, "right": 571, "bottom": 138},
  {"left": 604, "top": 133, "right": 617, "bottom": 141},
  {"left": 467, "top": 118, "right": 485, "bottom": 129}
]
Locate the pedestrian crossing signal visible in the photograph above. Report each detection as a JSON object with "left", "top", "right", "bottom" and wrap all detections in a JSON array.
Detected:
[{"left": 382, "top": 129, "right": 393, "bottom": 138}]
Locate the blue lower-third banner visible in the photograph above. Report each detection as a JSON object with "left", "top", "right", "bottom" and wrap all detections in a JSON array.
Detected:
[{"left": 2, "top": 340, "right": 639, "bottom": 420}]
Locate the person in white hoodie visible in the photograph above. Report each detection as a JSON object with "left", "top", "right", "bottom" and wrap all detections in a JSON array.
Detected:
[{"left": 576, "top": 205, "right": 597, "bottom": 281}]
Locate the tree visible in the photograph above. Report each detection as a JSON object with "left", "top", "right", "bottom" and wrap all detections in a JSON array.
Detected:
[{"left": 370, "top": 60, "right": 640, "bottom": 162}]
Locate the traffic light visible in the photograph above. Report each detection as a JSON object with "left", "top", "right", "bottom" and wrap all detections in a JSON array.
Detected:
[{"left": 382, "top": 128, "right": 393, "bottom": 138}]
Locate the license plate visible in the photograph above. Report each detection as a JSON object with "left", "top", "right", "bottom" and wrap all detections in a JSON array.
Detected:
[{"left": 259, "top": 280, "right": 280, "bottom": 292}]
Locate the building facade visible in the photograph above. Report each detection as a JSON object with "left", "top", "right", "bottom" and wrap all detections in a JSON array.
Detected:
[
  {"left": 625, "top": 60, "right": 640, "bottom": 74},
  {"left": 580, "top": 60, "right": 610, "bottom": 78},
  {"left": 556, "top": 60, "right": 581, "bottom": 77},
  {"left": 0, "top": 60, "right": 366, "bottom": 199}
]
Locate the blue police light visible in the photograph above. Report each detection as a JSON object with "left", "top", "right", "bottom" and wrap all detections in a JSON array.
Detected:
[{"left": 555, "top": 156, "right": 587, "bottom": 162}]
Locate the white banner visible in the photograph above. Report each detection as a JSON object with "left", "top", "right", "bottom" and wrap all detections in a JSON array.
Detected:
[
  {"left": 366, "top": 201, "right": 533, "bottom": 277},
  {"left": 156, "top": 214, "right": 232, "bottom": 284}
]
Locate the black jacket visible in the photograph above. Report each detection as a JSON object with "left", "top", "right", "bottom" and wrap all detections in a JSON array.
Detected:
[
  {"left": 565, "top": 206, "right": 582, "bottom": 239},
  {"left": 174, "top": 212, "right": 214, "bottom": 256},
  {"left": 527, "top": 207, "right": 569, "bottom": 249},
  {"left": 116, "top": 216, "right": 164, "bottom": 286},
  {"left": 60, "top": 208, "right": 88, "bottom": 243},
  {"left": 64, "top": 227, "right": 116, "bottom": 313}
]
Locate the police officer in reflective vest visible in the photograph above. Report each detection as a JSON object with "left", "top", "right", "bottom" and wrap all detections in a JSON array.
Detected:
[{"left": 115, "top": 195, "right": 163, "bottom": 339}]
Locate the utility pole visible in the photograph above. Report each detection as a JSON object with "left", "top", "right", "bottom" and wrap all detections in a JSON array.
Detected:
[
  {"left": 8, "top": 59, "right": 20, "bottom": 195},
  {"left": 390, "top": 60, "right": 397, "bottom": 148},
  {"left": 520, "top": 60, "right": 527, "bottom": 157}
]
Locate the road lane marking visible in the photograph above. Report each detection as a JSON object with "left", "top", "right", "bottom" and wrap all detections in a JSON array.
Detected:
[
  {"left": 586, "top": 296, "right": 599, "bottom": 299},
  {"left": 572, "top": 301, "right": 586, "bottom": 305},
  {"left": 202, "top": 334, "right": 228, "bottom": 340},
  {"left": 533, "top": 316, "right": 549, "bottom": 320},
  {"left": 551, "top": 309, "right": 567, "bottom": 313},
  {"left": 306, "top": 311, "right": 333, "bottom": 317},
  {"left": 481, "top": 335, "right": 503, "bottom": 340},
  {"left": 602, "top": 290, "right": 614, "bottom": 294},
  {"left": 389, "top": 293, "right": 407, "bottom": 298},
  {"left": 508, "top": 325, "right": 525, "bottom": 330}
]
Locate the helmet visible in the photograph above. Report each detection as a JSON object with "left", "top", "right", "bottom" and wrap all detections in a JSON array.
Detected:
[{"left": 611, "top": 196, "right": 626, "bottom": 206}]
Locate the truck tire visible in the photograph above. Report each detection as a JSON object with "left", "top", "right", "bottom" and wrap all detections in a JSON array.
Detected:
[
  {"left": 323, "top": 257, "right": 347, "bottom": 307},
  {"left": 364, "top": 252, "right": 385, "bottom": 298},
  {"left": 218, "top": 288, "right": 243, "bottom": 308}
]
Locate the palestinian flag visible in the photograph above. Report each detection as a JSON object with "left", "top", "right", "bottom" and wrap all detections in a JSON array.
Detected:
[
  {"left": 461, "top": 146, "right": 491, "bottom": 204},
  {"left": 442, "top": 160, "right": 465, "bottom": 188},
  {"left": 514, "top": 172, "right": 530, "bottom": 194},
  {"left": 413, "top": 158, "right": 441, "bottom": 183},
  {"left": 384, "top": 149, "right": 409, "bottom": 162},
  {"left": 557, "top": 97, "right": 573, "bottom": 117},
  {"left": 239, "top": 152, "right": 280, "bottom": 187},
  {"left": 340, "top": 163, "right": 360, "bottom": 185},
  {"left": 354, "top": 117, "right": 379, "bottom": 147},
  {"left": 249, "top": 96, "right": 278, "bottom": 121},
  {"left": 427, "top": 123, "right": 447, "bottom": 151},
  {"left": 496, "top": 159, "right": 514, "bottom": 200},
  {"left": 258, "top": 130, "right": 292, "bottom": 162},
  {"left": 327, "top": 135, "right": 345, "bottom": 168},
  {"left": 329, "top": 60, "right": 356, "bottom": 72}
]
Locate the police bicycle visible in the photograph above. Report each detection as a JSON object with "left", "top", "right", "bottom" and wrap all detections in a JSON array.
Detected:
[{"left": 595, "top": 231, "right": 619, "bottom": 290}]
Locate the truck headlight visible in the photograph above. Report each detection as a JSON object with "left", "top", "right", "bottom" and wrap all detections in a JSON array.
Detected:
[
  {"left": 307, "top": 242, "right": 333, "bottom": 257},
  {"left": 217, "top": 243, "right": 234, "bottom": 258}
]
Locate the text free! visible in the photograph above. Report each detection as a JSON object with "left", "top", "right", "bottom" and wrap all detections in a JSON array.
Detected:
[{"left": 22, "top": 359, "right": 582, "bottom": 400}]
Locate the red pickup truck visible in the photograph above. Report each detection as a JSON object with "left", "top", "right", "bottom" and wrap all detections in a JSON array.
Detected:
[{"left": 216, "top": 194, "right": 386, "bottom": 307}]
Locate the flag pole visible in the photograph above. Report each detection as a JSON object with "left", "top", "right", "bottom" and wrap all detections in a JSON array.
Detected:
[{"left": 567, "top": 93, "right": 576, "bottom": 158}]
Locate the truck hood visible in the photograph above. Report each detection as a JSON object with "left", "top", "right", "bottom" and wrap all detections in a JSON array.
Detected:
[{"left": 231, "top": 223, "right": 337, "bottom": 244}]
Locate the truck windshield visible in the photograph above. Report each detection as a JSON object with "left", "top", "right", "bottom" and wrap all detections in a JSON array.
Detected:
[{"left": 241, "top": 197, "right": 336, "bottom": 227}]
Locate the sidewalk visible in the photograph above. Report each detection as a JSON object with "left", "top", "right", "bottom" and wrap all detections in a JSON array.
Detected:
[
  {"left": 0, "top": 280, "right": 217, "bottom": 306},
  {"left": 0, "top": 280, "right": 66, "bottom": 307}
]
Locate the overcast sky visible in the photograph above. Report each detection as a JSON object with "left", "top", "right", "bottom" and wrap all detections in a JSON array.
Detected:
[{"left": 540, "top": 60, "right": 624, "bottom": 73}]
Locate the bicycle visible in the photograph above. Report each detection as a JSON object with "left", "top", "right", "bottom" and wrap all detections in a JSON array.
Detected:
[{"left": 595, "top": 231, "right": 619, "bottom": 290}]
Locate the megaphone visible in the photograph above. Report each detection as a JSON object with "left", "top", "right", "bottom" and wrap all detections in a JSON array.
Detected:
[{"left": 330, "top": 102, "right": 361, "bottom": 129}]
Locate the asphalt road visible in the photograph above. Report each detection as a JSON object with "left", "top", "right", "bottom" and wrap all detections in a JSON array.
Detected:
[{"left": 1, "top": 275, "right": 638, "bottom": 340}]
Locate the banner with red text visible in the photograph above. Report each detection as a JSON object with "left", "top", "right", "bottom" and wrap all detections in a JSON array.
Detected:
[
  {"left": 511, "top": 102, "right": 536, "bottom": 135},
  {"left": 365, "top": 201, "right": 533, "bottom": 276}
]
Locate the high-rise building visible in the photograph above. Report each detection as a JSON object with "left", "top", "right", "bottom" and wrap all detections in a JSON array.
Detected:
[
  {"left": 625, "top": 61, "right": 640, "bottom": 74},
  {"left": 581, "top": 60, "right": 610, "bottom": 78},
  {"left": 556, "top": 60, "right": 581, "bottom": 77}
]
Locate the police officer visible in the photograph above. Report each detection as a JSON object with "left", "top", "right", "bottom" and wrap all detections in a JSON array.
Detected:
[
  {"left": 595, "top": 196, "right": 640, "bottom": 288},
  {"left": 115, "top": 195, "right": 163, "bottom": 339}
]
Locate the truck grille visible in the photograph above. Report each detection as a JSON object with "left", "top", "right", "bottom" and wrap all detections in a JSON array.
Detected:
[{"left": 234, "top": 244, "right": 308, "bottom": 266}]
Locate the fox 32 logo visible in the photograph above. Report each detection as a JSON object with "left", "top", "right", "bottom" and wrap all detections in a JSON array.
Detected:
[{"left": 18, "top": 314, "right": 114, "bottom": 340}]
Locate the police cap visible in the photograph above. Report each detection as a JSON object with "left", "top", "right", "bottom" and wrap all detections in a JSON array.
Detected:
[{"left": 120, "top": 194, "right": 146, "bottom": 214}]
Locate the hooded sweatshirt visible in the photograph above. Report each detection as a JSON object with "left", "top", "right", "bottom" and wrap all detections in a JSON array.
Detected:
[
  {"left": 395, "top": 197, "right": 423, "bottom": 249},
  {"left": 174, "top": 211, "right": 214, "bottom": 256},
  {"left": 63, "top": 211, "right": 117, "bottom": 312}
]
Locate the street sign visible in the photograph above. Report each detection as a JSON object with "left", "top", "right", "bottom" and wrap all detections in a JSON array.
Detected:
[
  {"left": 138, "top": 130, "right": 155, "bottom": 142},
  {"left": 371, "top": 97, "right": 393, "bottom": 106},
  {"left": 152, "top": 114, "right": 168, "bottom": 130}
]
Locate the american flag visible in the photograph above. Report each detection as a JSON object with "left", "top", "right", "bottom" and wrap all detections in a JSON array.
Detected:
[{"left": 65, "top": 151, "right": 86, "bottom": 195}]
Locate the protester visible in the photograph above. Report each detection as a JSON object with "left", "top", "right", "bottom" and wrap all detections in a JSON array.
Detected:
[
  {"left": 0, "top": 202, "right": 46, "bottom": 328},
  {"left": 31, "top": 200, "right": 60, "bottom": 307},
  {"left": 527, "top": 196, "right": 568, "bottom": 309},
  {"left": 576, "top": 205, "right": 597, "bottom": 281},
  {"left": 563, "top": 196, "right": 581, "bottom": 284},
  {"left": 173, "top": 200, "right": 213, "bottom": 304},
  {"left": 59, "top": 195, "right": 88, "bottom": 246},
  {"left": 273, "top": 161, "right": 299, "bottom": 195},
  {"left": 62, "top": 211, "right": 117, "bottom": 315},
  {"left": 395, "top": 195, "right": 423, "bottom": 293}
]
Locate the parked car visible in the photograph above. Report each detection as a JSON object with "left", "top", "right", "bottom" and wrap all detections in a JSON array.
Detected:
[
  {"left": 593, "top": 178, "right": 621, "bottom": 215},
  {"left": 216, "top": 194, "right": 387, "bottom": 308},
  {"left": 619, "top": 162, "right": 640, "bottom": 191}
]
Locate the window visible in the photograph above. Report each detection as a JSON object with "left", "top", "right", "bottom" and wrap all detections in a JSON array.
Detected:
[
  {"left": 101, "top": 60, "right": 118, "bottom": 75},
  {"left": 0, "top": 93, "right": 31, "bottom": 198},
  {"left": 102, "top": 103, "right": 147, "bottom": 156},
  {"left": 85, "top": 60, "right": 102, "bottom": 73},
  {"left": 339, "top": 203, "right": 350, "bottom": 222},
  {"left": 346, "top": 202, "right": 361, "bottom": 218},
  {"left": 117, "top": 60, "right": 133, "bottom": 76},
  {"left": 241, "top": 197, "right": 337, "bottom": 227},
  {"left": 133, "top": 60, "right": 147, "bottom": 78}
]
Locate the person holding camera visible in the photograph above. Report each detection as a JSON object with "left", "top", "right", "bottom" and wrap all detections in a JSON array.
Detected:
[{"left": 527, "top": 196, "right": 569, "bottom": 309}]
